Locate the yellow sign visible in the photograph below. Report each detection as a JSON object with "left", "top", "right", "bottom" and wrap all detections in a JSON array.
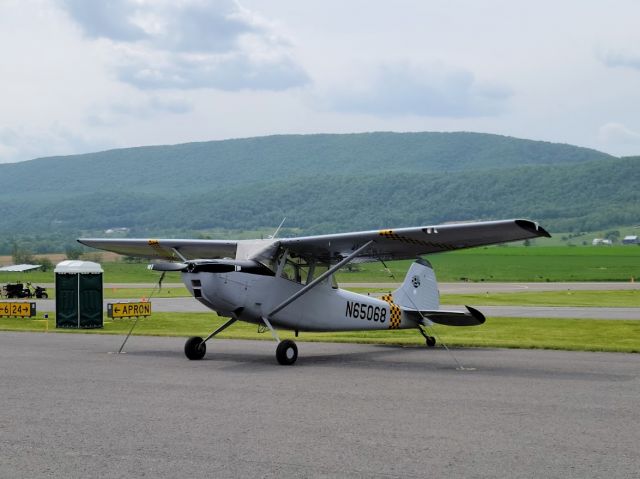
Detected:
[
  {"left": 108, "top": 302, "right": 152, "bottom": 318},
  {"left": 0, "top": 302, "right": 36, "bottom": 318}
]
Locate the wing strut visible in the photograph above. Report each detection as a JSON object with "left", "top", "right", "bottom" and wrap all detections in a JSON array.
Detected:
[{"left": 268, "top": 240, "right": 374, "bottom": 318}]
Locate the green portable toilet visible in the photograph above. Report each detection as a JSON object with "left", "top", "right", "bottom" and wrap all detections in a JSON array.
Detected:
[{"left": 54, "top": 260, "right": 104, "bottom": 329}]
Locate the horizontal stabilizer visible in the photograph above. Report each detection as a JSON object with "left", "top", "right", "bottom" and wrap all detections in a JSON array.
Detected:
[{"left": 406, "top": 306, "right": 486, "bottom": 327}]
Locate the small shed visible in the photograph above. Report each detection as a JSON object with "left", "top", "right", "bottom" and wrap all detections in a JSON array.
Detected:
[
  {"left": 623, "top": 235, "right": 638, "bottom": 245},
  {"left": 54, "top": 260, "right": 104, "bottom": 329}
]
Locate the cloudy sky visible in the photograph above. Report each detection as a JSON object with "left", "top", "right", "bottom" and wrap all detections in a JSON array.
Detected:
[{"left": 1, "top": 0, "right": 640, "bottom": 163}]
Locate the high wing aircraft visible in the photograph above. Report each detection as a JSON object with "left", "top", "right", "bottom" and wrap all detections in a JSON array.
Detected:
[{"left": 79, "top": 219, "right": 550, "bottom": 365}]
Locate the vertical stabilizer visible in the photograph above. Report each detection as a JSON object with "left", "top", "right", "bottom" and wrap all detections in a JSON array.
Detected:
[{"left": 392, "top": 259, "right": 440, "bottom": 311}]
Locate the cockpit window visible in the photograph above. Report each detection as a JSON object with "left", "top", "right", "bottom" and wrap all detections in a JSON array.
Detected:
[
  {"left": 282, "top": 258, "right": 307, "bottom": 284},
  {"left": 276, "top": 255, "right": 337, "bottom": 287}
]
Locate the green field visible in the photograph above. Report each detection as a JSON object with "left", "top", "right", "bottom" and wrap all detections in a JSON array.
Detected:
[
  {"left": 1, "top": 313, "right": 638, "bottom": 353},
  {"left": 2, "top": 246, "right": 639, "bottom": 285},
  {"left": 338, "top": 246, "right": 640, "bottom": 282}
]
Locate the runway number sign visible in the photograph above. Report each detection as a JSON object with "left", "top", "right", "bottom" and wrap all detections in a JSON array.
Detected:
[
  {"left": 108, "top": 302, "right": 152, "bottom": 319},
  {"left": 0, "top": 302, "right": 36, "bottom": 318}
]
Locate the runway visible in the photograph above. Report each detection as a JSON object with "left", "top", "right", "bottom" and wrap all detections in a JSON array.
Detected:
[{"left": 1, "top": 332, "right": 638, "bottom": 478}]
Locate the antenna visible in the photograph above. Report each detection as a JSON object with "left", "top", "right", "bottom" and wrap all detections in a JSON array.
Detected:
[{"left": 268, "top": 217, "right": 287, "bottom": 239}]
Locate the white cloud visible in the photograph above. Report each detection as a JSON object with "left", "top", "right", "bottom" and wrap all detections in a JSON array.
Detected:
[
  {"left": 57, "top": 0, "right": 310, "bottom": 91},
  {"left": 86, "top": 94, "right": 193, "bottom": 127},
  {"left": 0, "top": 126, "right": 113, "bottom": 163},
  {"left": 597, "top": 122, "right": 640, "bottom": 145},
  {"left": 116, "top": 49, "right": 308, "bottom": 91},
  {"left": 324, "top": 62, "right": 511, "bottom": 118},
  {"left": 60, "top": 0, "right": 147, "bottom": 41},
  {"left": 599, "top": 49, "right": 640, "bottom": 71},
  {"left": 4, "top": 0, "right": 640, "bottom": 163}
]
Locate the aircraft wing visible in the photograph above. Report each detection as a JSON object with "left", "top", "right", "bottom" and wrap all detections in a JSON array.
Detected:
[
  {"left": 77, "top": 238, "right": 239, "bottom": 261},
  {"left": 279, "top": 219, "right": 550, "bottom": 263},
  {"left": 79, "top": 219, "right": 549, "bottom": 263}
]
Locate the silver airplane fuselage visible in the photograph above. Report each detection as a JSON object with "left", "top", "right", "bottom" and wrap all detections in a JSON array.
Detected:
[{"left": 182, "top": 271, "right": 412, "bottom": 332}]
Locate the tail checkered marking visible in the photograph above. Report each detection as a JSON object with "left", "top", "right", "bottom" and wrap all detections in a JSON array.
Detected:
[{"left": 381, "top": 293, "right": 402, "bottom": 329}]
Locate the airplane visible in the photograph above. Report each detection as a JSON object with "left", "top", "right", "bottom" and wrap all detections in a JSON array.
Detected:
[{"left": 79, "top": 219, "right": 550, "bottom": 365}]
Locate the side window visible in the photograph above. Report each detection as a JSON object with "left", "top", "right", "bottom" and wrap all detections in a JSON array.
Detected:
[
  {"left": 282, "top": 261, "right": 300, "bottom": 283},
  {"left": 282, "top": 258, "right": 310, "bottom": 285},
  {"left": 307, "top": 262, "right": 338, "bottom": 289},
  {"left": 277, "top": 256, "right": 336, "bottom": 287}
]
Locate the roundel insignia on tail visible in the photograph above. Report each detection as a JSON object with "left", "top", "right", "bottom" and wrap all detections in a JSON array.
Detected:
[{"left": 411, "top": 276, "right": 421, "bottom": 288}]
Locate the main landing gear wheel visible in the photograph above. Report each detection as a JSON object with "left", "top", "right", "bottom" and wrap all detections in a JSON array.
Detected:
[
  {"left": 276, "top": 339, "right": 298, "bottom": 365},
  {"left": 426, "top": 336, "right": 436, "bottom": 348},
  {"left": 185, "top": 336, "right": 206, "bottom": 360}
]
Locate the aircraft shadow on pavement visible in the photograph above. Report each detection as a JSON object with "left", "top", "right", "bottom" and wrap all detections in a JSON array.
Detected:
[{"left": 119, "top": 343, "right": 635, "bottom": 382}]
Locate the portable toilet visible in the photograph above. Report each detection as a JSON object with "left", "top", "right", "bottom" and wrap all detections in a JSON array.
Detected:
[{"left": 54, "top": 260, "right": 104, "bottom": 329}]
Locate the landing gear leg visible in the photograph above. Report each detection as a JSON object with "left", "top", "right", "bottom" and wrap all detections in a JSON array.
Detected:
[
  {"left": 262, "top": 316, "right": 298, "bottom": 365},
  {"left": 418, "top": 326, "right": 437, "bottom": 348},
  {"left": 185, "top": 317, "right": 238, "bottom": 360}
]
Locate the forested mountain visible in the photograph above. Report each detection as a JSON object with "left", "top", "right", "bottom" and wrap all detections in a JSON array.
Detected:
[{"left": 0, "top": 132, "right": 637, "bottom": 253}]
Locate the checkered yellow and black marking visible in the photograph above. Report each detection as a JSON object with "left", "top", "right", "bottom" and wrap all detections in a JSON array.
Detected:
[
  {"left": 378, "top": 229, "right": 457, "bottom": 251},
  {"left": 381, "top": 293, "right": 402, "bottom": 329},
  {"left": 148, "top": 239, "right": 174, "bottom": 260}
]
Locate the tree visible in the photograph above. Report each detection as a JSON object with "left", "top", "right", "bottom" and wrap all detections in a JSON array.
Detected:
[
  {"left": 604, "top": 230, "right": 621, "bottom": 243},
  {"left": 12, "top": 242, "right": 34, "bottom": 264},
  {"left": 65, "top": 245, "right": 83, "bottom": 260},
  {"left": 39, "top": 257, "right": 54, "bottom": 272}
]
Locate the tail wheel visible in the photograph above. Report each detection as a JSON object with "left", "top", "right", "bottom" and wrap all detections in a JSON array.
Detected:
[
  {"left": 276, "top": 339, "right": 298, "bottom": 365},
  {"left": 426, "top": 336, "right": 436, "bottom": 347},
  {"left": 184, "top": 336, "right": 206, "bottom": 360}
]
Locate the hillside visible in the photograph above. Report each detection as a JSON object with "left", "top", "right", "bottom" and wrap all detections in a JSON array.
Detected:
[
  {"left": 0, "top": 132, "right": 613, "bottom": 198},
  {"left": 0, "top": 132, "right": 637, "bottom": 253}
]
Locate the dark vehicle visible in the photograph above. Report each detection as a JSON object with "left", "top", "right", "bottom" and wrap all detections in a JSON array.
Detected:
[
  {"left": 32, "top": 285, "right": 48, "bottom": 299},
  {"left": 2, "top": 282, "right": 48, "bottom": 299},
  {"left": 3, "top": 283, "right": 30, "bottom": 298}
]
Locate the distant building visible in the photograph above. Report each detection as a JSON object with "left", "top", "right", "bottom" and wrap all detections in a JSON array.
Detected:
[
  {"left": 622, "top": 235, "right": 639, "bottom": 245},
  {"left": 592, "top": 238, "right": 612, "bottom": 246}
]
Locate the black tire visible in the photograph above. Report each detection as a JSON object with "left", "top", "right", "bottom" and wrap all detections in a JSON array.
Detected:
[
  {"left": 184, "top": 336, "right": 206, "bottom": 360},
  {"left": 276, "top": 339, "right": 298, "bottom": 365},
  {"left": 41, "top": 293, "right": 48, "bottom": 299},
  {"left": 426, "top": 336, "right": 436, "bottom": 348}
]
